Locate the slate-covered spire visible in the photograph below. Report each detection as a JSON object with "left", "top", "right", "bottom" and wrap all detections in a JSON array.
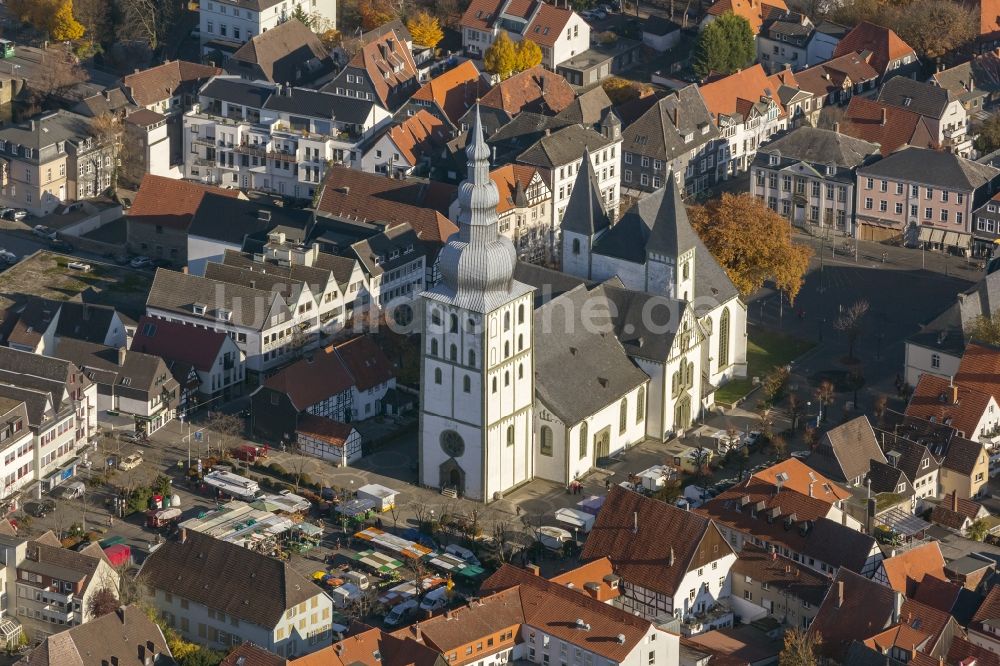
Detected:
[
  {"left": 561, "top": 147, "right": 610, "bottom": 237},
  {"left": 437, "top": 106, "right": 518, "bottom": 307}
]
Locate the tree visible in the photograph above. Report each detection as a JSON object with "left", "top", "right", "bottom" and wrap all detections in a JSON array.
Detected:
[
  {"left": 601, "top": 77, "right": 652, "bottom": 105},
  {"left": 762, "top": 365, "right": 790, "bottom": 403},
  {"left": 967, "top": 309, "right": 1000, "bottom": 345},
  {"left": 51, "top": 0, "right": 86, "bottom": 41},
  {"left": 28, "top": 49, "right": 86, "bottom": 111},
  {"left": 291, "top": 4, "right": 314, "bottom": 27},
  {"left": 74, "top": 0, "right": 112, "bottom": 46},
  {"left": 205, "top": 411, "right": 243, "bottom": 458},
  {"left": 788, "top": 392, "right": 805, "bottom": 431},
  {"left": 484, "top": 30, "right": 518, "bottom": 80},
  {"left": 514, "top": 39, "right": 543, "bottom": 73},
  {"left": 91, "top": 113, "right": 137, "bottom": 191},
  {"left": 406, "top": 11, "right": 444, "bottom": 49},
  {"left": 975, "top": 114, "right": 1000, "bottom": 154},
  {"left": 893, "top": 0, "right": 976, "bottom": 60},
  {"left": 652, "top": 478, "right": 682, "bottom": 504},
  {"left": 814, "top": 380, "right": 835, "bottom": 423},
  {"left": 834, "top": 299, "right": 870, "bottom": 361},
  {"left": 690, "top": 447, "right": 712, "bottom": 490},
  {"left": 968, "top": 518, "right": 990, "bottom": 542},
  {"left": 358, "top": 0, "right": 395, "bottom": 31},
  {"left": 116, "top": 0, "right": 172, "bottom": 50},
  {"left": 689, "top": 193, "right": 813, "bottom": 303},
  {"left": 692, "top": 13, "right": 754, "bottom": 77},
  {"left": 770, "top": 434, "right": 788, "bottom": 459},
  {"left": 87, "top": 587, "right": 119, "bottom": 618},
  {"left": 873, "top": 394, "right": 888, "bottom": 425},
  {"left": 779, "top": 628, "right": 821, "bottom": 666}
]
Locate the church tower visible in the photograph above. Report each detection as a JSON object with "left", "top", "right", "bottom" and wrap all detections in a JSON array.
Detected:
[
  {"left": 418, "top": 107, "right": 536, "bottom": 503},
  {"left": 560, "top": 148, "right": 610, "bottom": 278}
]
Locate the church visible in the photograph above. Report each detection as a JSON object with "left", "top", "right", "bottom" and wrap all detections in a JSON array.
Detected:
[{"left": 419, "top": 109, "right": 748, "bottom": 503}]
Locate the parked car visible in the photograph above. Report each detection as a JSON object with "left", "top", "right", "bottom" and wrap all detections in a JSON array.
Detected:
[
  {"left": 0, "top": 249, "right": 17, "bottom": 264},
  {"left": 593, "top": 8, "right": 608, "bottom": 19},
  {"left": 384, "top": 599, "right": 419, "bottom": 626},
  {"left": 419, "top": 586, "right": 450, "bottom": 613},
  {"left": 445, "top": 543, "right": 481, "bottom": 567},
  {"left": 24, "top": 499, "right": 55, "bottom": 518},
  {"left": 118, "top": 453, "right": 143, "bottom": 471},
  {"left": 342, "top": 571, "right": 371, "bottom": 591},
  {"left": 12, "top": 210, "right": 27, "bottom": 221},
  {"left": 48, "top": 238, "right": 74, "bottom": 252},
  {"left": 32, "top": 224, "right": 55, "bottom": 239},
  {"left": 129, "top": 256, "right": 152, "bottom": 269},
  {"left": 790, "top": 450, "right": 811, "bottom": 460},
  {"left": 54, "top": 481, "right": 86, "bottom": 500},
  {"left": 120, "top": 430, "right": 146, "bottom": 444}
]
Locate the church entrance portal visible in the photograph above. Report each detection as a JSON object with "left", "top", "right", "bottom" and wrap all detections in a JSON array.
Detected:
[
  {"left": 594, "top": 427, "right": 610, "bottom": 463},
  {"left": 439, "top": 458, "right": 465, "bottom": 497},
  {"left": 674, "top": 394, "right": 692, "bottom": 430}
]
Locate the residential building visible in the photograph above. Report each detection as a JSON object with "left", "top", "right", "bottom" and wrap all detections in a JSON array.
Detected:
[
  {"left": 125, "top": 175, "right": 242, "bottom": 265},
  {"left": 794, "top": 52, "right": 880, "bottom": 107},
  {"left": 399, "top": 60, "right": 489, "bottom": 132},
  {"left": 806, "top": 416, "right": 886, "bottom": 486},
  {"left": 294, "top": 415, "right": 362, "bottom": 467},
  {"left": 702, "top": 0, "right": 788, "bottom": 34},
  {"left": 972, "top": 190, "right": 1000, "bottom": 255},
  {"left": 0, "top": 111, "right": 114, "bottom": 216},
  {"left": 3, "top": 298, "right": 128, "bottom": 356},
  {"left": 459, "top": 0, "right": 590, "bottom": 69},
  {"left": 840, "top": 96, "right": 937, "bottom": 158},
  {"left": 198, "top": 0, "right": 336, "bottom": 55},
  {"left": 581, "top": 486, "right": 737, "bottom": 621},
  {"left": 939, "top": 436, "right": 990, "bottom": 500},
  {"left": 757, "top": 13, "right": 847, "bottom": 73},
  {"left": 751, "top": 126, "right": 880, "bottom": 233},
  {"left": 0, "top": 348, "right": 98, "bottom": 496},
  {"left": 906, "top": 374, "right": 1000, "bottom": 441},
  {"left": 184, "top": 77, "right": 392, "bottom": 197},
  {"left": 931, "top": 51, "right": 1000, "bottom": 117},
  {"left": 122, "top": 110, "right": 170, "bottom": 185},
  {"left": 877, "top": 433, "right": 940, "bottom": 506},
  {"left": 929, "top": 492, "right": 990, "bottom": 534},
  {"left": 831, "top": 21, "right": 918, "bottom": 82},
  {"left": 0, "top": 399, "right": 33, "bottom": 506},
  {"left": 871, "top": 541, "right": 947, "bottom": 598},
  {"left": 698, "top": 65, "right": 792, "bottom": 179},
  {"left": 15, "top": 535, "right": 119, "bottom": 640},
  {"left": 140, "top": 529, "right": 335, "bottom": 658},
  {"left": 322, "top": 28, "right": 417, "bottom": 111},
  {"left": 456, "top": 67, "right": 576, "bottom": 138},
  {"left": 291, "top": 622, "right": 445, "bottom": 666},
  {"left": 251, "top": 335, "right": 395, "bottom": 443},
  {"left": 620, "top": 85, "right": 721, "bottom": 197},
  {"left": 876, "top": 77, "right": 972, "bottom": 157},
  {"left": 854, "top": 146, "right": 1000, "bottom": 245},
  {"left": 225, "top": 19, "right": 332, "bottom": 87},
  {"left": 968, "top": 585, "right": 1000, "bottom": 654},
  {"left": 516, "top": 119, "right": 621, "bottom": 230},
  {"left": 357, "top": 110, "right": 447, "bottom": 177},
  {"left": 131, "top": 316, "right": 246, "bottom": 405},
  {"left": 349, "top": 223, "right": 426, "bottom": 310},
  {"left": 50, "top": 339, "right": 179, "bottom": 435},
  {"left": 729, "top": 546, "right": 828, "bottom": 630},
  {"left": 15, "top": 604, "right": 172, "bottom": 666}
]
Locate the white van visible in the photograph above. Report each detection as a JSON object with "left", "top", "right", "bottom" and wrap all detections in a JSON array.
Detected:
[
  {"left": 419, "top": 586, "right": 449, "bottom": 613},
  {"left": 384, "top": 599, "right": 419, "bottom": 626},
  {"left": 445, "top": 543, "right": 481, "bottom": 567},
  {"left": 330, "top": 583, "right": 362, "bottom": 609},
  {"left": 342, "top": 571, "right": 371, "bottom": 590},
  {"left": 55, "top": 481, "right": 86, "bottom": 500}
]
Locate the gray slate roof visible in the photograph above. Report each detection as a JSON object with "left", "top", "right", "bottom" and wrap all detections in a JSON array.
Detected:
[
  {"left": 555, "top": 86, "right": 613, "bottom": 127},
  {"left": 534, "top": 285, "right": 649, "bottom": 426},
  {"left": 877, "top": 76, "right": 952, "bottom": 120},
  {"left": 560, "top": 148, "right": 611, "bottom": 237},
  {"left": 866, "top": 459, "right": 909, "bottom": 495},
  {"left": 932, "top": 53, "right": 1000, "bottom": 104},
  {"left": 622, "top": 85, "right": 719, "bottom": 161},
  {"left": 593, "top": 177, "right": 698, "bottom": 263},
  {"left": 350, "top": 223, "right": 422, "bottom": 278},
  {"left": 758, "top": 126, "right": 880, "bottom": 169},
  {"left": 199, "top": 77, "right": 275, "bottom": 109},
  {"left": 517, "top": 124, "right": 615, "bottom": 168},
  {"left": 810, "top": 415, "right": 887, "bottom": 483},
  {"left": 857, "top": 147, "right": 1000, "bottom": 192},
  {"left": 204, "top": 262, "right": 307, "bottom": 303},
  {"left": 146, "top": 268, "right": 287, "bottom": 332},
  {"left": 222, "top": 249, "right": 334, "bottom": 298},
  {"left": 140, "top": 531, "right": 317, "bottom": 628},
  {"left": 52, "top": 338, "right": 177, "bottom": 398},
  {"left": 0, "top": 110, "right": 94, "bottom": 156}
]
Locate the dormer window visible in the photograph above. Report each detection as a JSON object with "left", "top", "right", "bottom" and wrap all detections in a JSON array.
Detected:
[
  {"left": 768, "top": 153, "right": 779, "bottom": 166},
  {"left": 217, "top": 308, "right": 232, "bottom": 322},
  {"left": 193, "top": 303, "right": 207, "bottom": 315}
]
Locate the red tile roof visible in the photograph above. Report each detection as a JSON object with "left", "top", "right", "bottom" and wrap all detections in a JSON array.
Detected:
[
  {"left": 333, "top": 335, "right": 395, "bottom": 391},
  {"left": 295, "top": 414, "right": 355, "bottom": 446},
  {"left": 752, "top": 458, "right": 851, "bottom": 503},
  {"left": 705, "top": 0, "right": 788, "bottom": 32},
  {"left": 832, "top": 21, "right": 916, "bottom": 76},
  {"left": 349, "top": 29, "right": 418, "bottom": 110},
  {"left": 948, "top": 635, "right": 1000, "bottom": 666},
  {"left": 409, "top": 61, "right": 487, "bottom": 125},
  {"left": 477, "top": 66, "right": 575, "bottom": 117},
  {"left": 955, "top": 341, "right": 1000, "bottom": 400},
  {"left": 581, "top": 486, "right": 734, "bottom": 598},
  {"left": 911, "top": 574, "right": 961, "bottom": 614},
  {"left": 384, "top": 110, "right": 448, "bottom": 166},
  {"left": 263, "top": 346, "right": 355, "bottom": 411},
  {"left": 128, "top": 174, "right": 241, "bottom": 231},
  {"left": 878, "top": 542, "right": 947, "bottom": 598},
  {"left": 131, "top": 315, "right": 230, "bottom": 373},
  {"left": 980, "top": 0, "right": 1000, "bottom": 39},
  {"left": 459, "top": 0, "right": 575, "bottom": 47},
  {"left": 294, "top": 622, "right": 441, "bottom": 666},
  {"left": 699, "top": 64, "right": 788, "bottom": 123},
  {"left": 973, "top": 584, "right": 1000, "bottom": 626},
  {"left": 221, "top": 643, "right": 286, "bottom": 666},
  {"left": 905, "top": 373, "right": 993, "bottom": 439},
  {"left": 863, "top": 623, "right": 931, "bottom": 655},
  {"left": 841, "top": 96, "right": 937, "bottom": 156},
  {"left": 549, "top": 557, "right": 621, "bottom": 602},
  {"left": 794, "top": 52, "right": 880, "bottom": 100},
  {"left": 809, "top": 569, "right": 898, "bottom": 660},
  {"left": 123, "top": 60, "right": 222, "bottom": 108},
  {"left": 930, "top": 492, "right": 986, "bottom": 530},
  {"left": 490, "top": 164, "right": 541, "bottom": 215}
]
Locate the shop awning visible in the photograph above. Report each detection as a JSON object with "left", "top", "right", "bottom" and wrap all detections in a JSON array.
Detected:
[
  {"left": 918, "top": 226, "right": 933, "bottom": 242},
  {"left": 956, "top": 232, "right": 972, "bottom": 248},
  {"left": 943, "top": 231, "right": 958, "bottom": 247},
  {"left": 930, "top": 229, "right": 945, "bottom": 244}
]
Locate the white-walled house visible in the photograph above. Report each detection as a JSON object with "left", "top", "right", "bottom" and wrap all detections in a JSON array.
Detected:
[
  {"left": 459, "top": 0, "right": 590, "bottom": 69},
  {"left": 199, "top": 0, "right": 336, "bottom": 54},
  {"left": 141, "top": 530, "right": 335, "bottom": 658}
]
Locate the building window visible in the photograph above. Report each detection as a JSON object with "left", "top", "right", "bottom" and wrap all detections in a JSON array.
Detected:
[
  {"left": 506, "top": 425, "right": 514, "bottom": 447},
  {"left": 619, "top": 399, "right": 628, "bottom": 434},
  {"left": 637, "top": 386, "right": 645, "bottom": 422},
  {"left": 540, "top": 426, "right": 553, "bottom": 456},
  {"left": 579, "top": 421, "right": 588, "bottom": 459},
  {"left": 434, "top": 368, "right": 442, "bottom": 384},
  {"left": 463, "top": 376, "right": 471, "bottom": 393},
  {"left": 718, "top": 307, "right": 730, "bottom": 368},
  {"left": 931, "top": 354, "right": 940, "bottom": 368}
]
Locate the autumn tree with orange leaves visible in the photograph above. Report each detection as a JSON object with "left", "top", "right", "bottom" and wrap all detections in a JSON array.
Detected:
[{"left": 688, "top": 193, "right": 812, "bottom": 303}]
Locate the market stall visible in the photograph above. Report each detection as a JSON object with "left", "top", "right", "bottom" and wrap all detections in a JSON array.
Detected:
[
  {"left": 354, "top": 527, "right": 434, "bottom": 560},
  {"left": 356, "top": 484, "right": 398, "bottom": 512}
]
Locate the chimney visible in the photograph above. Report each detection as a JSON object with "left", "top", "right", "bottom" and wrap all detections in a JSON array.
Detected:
[
  {"left": 335, "top": 643, "right": 344, "bottom": 655},
  {"left": 951, "top": 384, "right": 959, "bottom": 405},
  {"left": 893, "top": 591, "right": 904, "bottom": 624},
  {"left": 668, "top": 547, "right": 675, "bottom": 567},
  {"left": 118, "top": 346, "right": 127, "bottom": 367},
  {"left": 808, "top": 481, "right": 814, "bottom": 497},
  {"left": 116, "top": 606, "right": 126, "bottom": 623},
  {"left": 880, "top": 108, "right": 887, "bottom": 126},
  {"left": 836, "top": 580, "right": 844, "bottom": 608},
  {"left": 833, "top": 122, "right": 840, "bottom": 133},
  {"left": 179, "top": 527, "right": 188, "bottom": 544},
  {"left": 415, "top": 625, "right": 422, "bottom": 642},
  {"left": 526, "top": 563, "right": 540, "bottom": 576},
  {"left": 953, "top": 492, "right": 959, "bottom": 513}
]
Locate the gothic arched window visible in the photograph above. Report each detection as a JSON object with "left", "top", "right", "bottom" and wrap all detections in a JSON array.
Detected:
[
  {"left": 619, "top": 399, "right": 628, "bottom": 434},
  {"left": 540, "top": 426, "right": 553, "bottom": 456},
  {"left": 719, "top": 307, "right": 731, "bottom": 368},
  {"left": 637, "top": 386, "right": 645, "bottom": 422},
  {"left": 579, "top": 422, "right": 588, "bottom": 459}
]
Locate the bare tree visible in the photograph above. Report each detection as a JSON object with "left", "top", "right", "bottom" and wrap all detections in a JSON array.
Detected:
[
  {"left": 491, "top": 515, "right": 517, "bottom": 563},
  {"left": 788, "top": 392, "right": 805, "bottom": 431},
  {"left": 814, "top": 380, "right": 836, "bottom": 423},
  {"left": 87, "top": 587, "right": 119, "bottom": 618},
  {"left": 834, "top": 299, "right": 870, "bottom": 361},
  {"left": 205, "top": 411, "right": 243, "bottom": 458},
  {"left": 29, "top": 50, "right": 86, "bottom": 109},
  {"left": 288, "top": 456, "right": 310, "bottom": 493},
  {"left": 115, "top": 0, "right": 175, "bottom": 50}
]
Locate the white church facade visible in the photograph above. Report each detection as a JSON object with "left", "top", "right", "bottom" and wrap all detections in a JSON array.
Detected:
[{"left": 419, "top": 109, "right": 748, "bottom": 502}]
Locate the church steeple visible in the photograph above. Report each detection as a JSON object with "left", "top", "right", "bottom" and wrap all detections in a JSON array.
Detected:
[{"left": 437, "top": 106, "right": 518, "bottom": 312}]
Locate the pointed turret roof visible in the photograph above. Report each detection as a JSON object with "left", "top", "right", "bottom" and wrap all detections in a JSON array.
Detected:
[
  {"left": 561, "top": 148, "right": 611, "bottom": 237},
  {"left": 425, "top": 106, "right": 532, "bottom": 313}
]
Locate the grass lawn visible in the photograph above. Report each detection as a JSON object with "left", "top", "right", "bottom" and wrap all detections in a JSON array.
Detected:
[{"left": 715, "top": 326, "right": 816, "bottom": 405}]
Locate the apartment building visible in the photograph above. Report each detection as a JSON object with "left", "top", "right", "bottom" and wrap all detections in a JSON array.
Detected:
[
  {"left": 141, "top": 529, "right": 334, "bottom": 658},
  {"left": 15, "top": 536, "right": 119, "bottom": 640},
  {"left": 184, "top": 77, "right": 391, "bottom": 197},
  {"left": 350, "top": 223, "right": 425, "bottom": 310},
  {"left": 460, "top": 0, "right": 590, "bottom": 69},
  {"left": 854, "top": 147, "right": 1000, "bottom": 245},
  {"left": 876, "top": 77, "right": 972, "bottom": 157},
  {"left": 831, "top": 21, "right": 918, "bottom": 82},
  {"left": 729, "top": 546, "right": 827, "bottom": 630},
  {"left": 757, "top": 13, "right": 848, "bottom": 74},
  {"left": 0, "top": 400, "right": 33, "bottom": 504},
  {"left": 794, "top": 52, "right": 880, "bottom": 107},
  {"left": 323, "top": 29, "right": 418, "bottom": 111},
  {"left": 751, "top": 126, "right": 880, "bottom": 233},
  {"left": 198, "top": 0, "right": 336, "bottom": 55},
  {"left": 0, "top": 111, "right": 114, "bottom": 216},
  {"left": 0, "top": 349, "right": 97, "bottom": 497}
]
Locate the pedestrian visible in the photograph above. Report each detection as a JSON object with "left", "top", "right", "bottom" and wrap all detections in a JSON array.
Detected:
[{"left": 335, "top": 538, "right": 341, "bottom": 551}]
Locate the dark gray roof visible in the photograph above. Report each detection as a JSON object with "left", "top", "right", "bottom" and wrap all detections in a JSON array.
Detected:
[
  {"left": 758, "top": 126, "right": 880, "bottom": 169},
  {"left": 592, "top": 177, "right": 698, "bottom": 262},
  {"left": 204, "top": 262, "right": 308, "bottom": 303},
  {"left": 512, "top": 261, "right": 591, "bottom": 308},
  {"left": 52, "top": 338, "right": 177, "bottom": 397},
  {"left": 642, "top": 15, "right": 680, "bottom": 36},
  {"left": 222, "top": 249, "right": 334, "bottom": 297},
  {"left": 350, "top": 223, "right": 422, "bottom": 278},
  {"left": 879, "top": 433, "right": 938, "bottom": 485},
  {"left": 226, "top": 19, "right": 330, "bottom": 86},
  {"left": 560, "top": 148, "right": 611, "bottom": 237},
  {"left": 516, "top": 123, "right": 615, "bottom": 168},
  {"left": 146, "top": 268, "right": 287, "bottom": 332},
  {"left": 694, "top": 240, "right": 740, "bottom": 306},
  {"left": 198, "top": 77, "right": 275, "bottom": 109},
  {"left": 262, "top": 87, "right": 383, "bottom": 125},
  {"left": 597, "top": 283, "right": 686, "bottom": 361},
  {"left": 188, "top": 193, "right": 311, "bottom": 244},
  {"left": 554, "top": 86, "right": 613, "bottom": 127},
  {"left": 866, "top": 460, "right": 909, "bottom": 495},
  {"left": 762, "top": 12, "right": 813, "bottom": 44},
  {"left": 932, "top": 53, "right": 1000, "bottom": 103},
  {"left": 314, "top": 252, "right": 363, "bottom": 292},
  {"left": 534, "top": 285, "right": 648, "bottom": 425},
  {"left": 857, "top": 147, "right": 1000, "bottom": 192},
  {"left": 140, "top": 531, "right": 318, "bottom": 628},
  {"left": 811, "top": 415, "right": 887, "bottom": 483},
  {"left": 877, "top": 76, "right": 952, "bottom": 120},
  {"left": 0, "top": 110, "right": 95, "bottom": 155},
  {"left": 622, "top": 85, "right": 719, "bottom": 161}
]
